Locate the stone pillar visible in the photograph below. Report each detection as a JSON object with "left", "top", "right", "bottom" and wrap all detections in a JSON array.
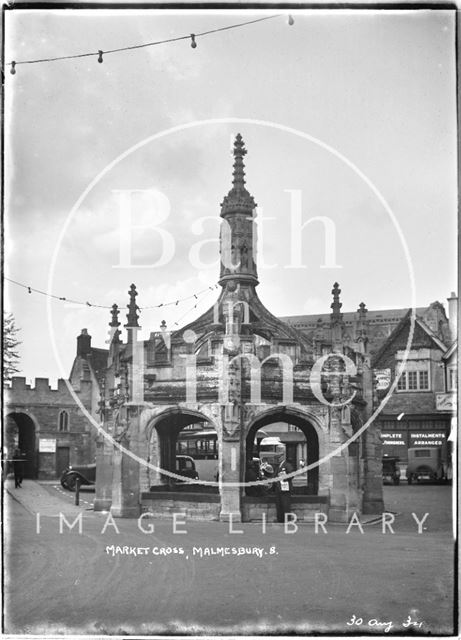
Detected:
[
  {"left": 362, "top": 426, "right": 384, "bottom": 514},
  {"left": 219, "top": 438, "right": 242, "bottom": 522},
  {"left": 329, "top": 454, "right": 349, "bottom": 522},
  {"left": 219, "top": 403, "right": 242, "bottom": 522},
  {"left": 93, "top": 433, "right": 114, "bottom": 512},
  {"left": 361, "top": 358, "right": 384, "bottom": 515},
  {"left": 110, "top": 408, "right": 142, "bottom": 518},
  {"left": 328, "top": 408, "right": 349, "bottom": 522},
  {"left": 110, "top": 440, "right": 141, "bottom": 518}
]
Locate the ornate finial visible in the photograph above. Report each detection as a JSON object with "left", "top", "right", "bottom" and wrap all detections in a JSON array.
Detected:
[
  {"left": 232, "top": 133, "right": 247, "bottom": 190},
  {"left": 331, "top": 282, "right": 343, "bottom": 321},
  {"left": 160, "top": 320, "right": 167, "bottom": 331},
  {"left": 221, "top": 134, "right": 256, "bottom": 215},
  {"left": 109, "top": 303, "right": 121, "bottom": 343},
  {"left": 356, "top": 301, "right": 368, "bottom": 347},
  {"left": 125, "top": 284, "right": 140, "bottom": 328},
  {"left": 110, "top": 303, "right": 120, "bottom": 327},
  {"left": 357, "top": 302, "right": 368, "bottom": 321}
]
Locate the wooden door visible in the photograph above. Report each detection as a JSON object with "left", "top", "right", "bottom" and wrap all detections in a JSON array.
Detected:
[{"left": 56, "top": 446, "right": 70, "bottom": 478}]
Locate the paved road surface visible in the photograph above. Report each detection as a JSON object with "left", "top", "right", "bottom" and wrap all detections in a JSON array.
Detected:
[{"left": 3, "top": 480, "right": 455, "bottom": 636}]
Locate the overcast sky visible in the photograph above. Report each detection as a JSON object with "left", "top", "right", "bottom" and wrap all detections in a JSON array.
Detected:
[{"left": 4, "top": 8, "right": 457, "bottom": 384}]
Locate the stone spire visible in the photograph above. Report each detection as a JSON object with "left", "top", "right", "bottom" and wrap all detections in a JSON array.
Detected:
[
  {"left": 125, "top": 284, "right": 140, "bottom": 328},
  {"left": 219, "top": 135, "right": 258, "bottom": 287},
  {"left": 330, "top": 282, "right": 344, "bottom": 350},
  {"left": 330, "top": 282, "right": 343, "bottom": 322},
  {"left": 109, "top": 303, "right": 121, "bottom": 343},
  {"left": 357, "top": 302, "right": 367, "bottom": 322},
  {"left": 110, "top": 303, "right": 120, "bottom": 327},
  {"left": 220, "top": 134, "right": 256, "bottom": 216},
  {"left": 355, "top": 302, "right": 368, "bottom": 352}
]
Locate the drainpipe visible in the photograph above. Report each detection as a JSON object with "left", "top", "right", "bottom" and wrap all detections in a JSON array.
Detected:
[{"left": 447, "top": 292, "right": 458, "bottom": 342}]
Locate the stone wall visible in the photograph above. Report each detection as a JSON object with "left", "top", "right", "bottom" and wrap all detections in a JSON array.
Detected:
[
  {"left": 141, "top": 492, "right": 221, "bottom": 520},
  {"left": 242, "top": 495, "right": 328, "bottom": 522},
  {"left": 5, "top": 377, "right": 96, "bottom": 479}
]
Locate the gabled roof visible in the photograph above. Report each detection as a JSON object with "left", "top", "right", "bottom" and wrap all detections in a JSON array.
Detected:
[
  {"left": 69, "top": 347, "right": 108, "bottom": 384},
  {"left": 415, "top": 316, "right": 448, "bottom": 352},
  {"left": 443, "top": 339, "right": 458, "bottom": 361},
  {"left": 87, "top": 347, "right": 109, "bottom": 379},
  {"left": 281, "top": 307, "right": 427, "bottom": 328},
  {"left": 372, "top": 310, "right": 448, "bottom": 367}
]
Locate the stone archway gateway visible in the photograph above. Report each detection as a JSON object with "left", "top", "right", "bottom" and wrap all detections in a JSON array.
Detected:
[
  {"left": 94, "top": 135, "right": 384, "bottom": 523},
  {"left": 5, "top": 412, "right": 38, "bottom": 479}
]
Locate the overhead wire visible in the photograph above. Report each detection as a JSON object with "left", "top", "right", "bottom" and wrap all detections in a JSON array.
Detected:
[
  {"left": 4, "top": 276, "right": 219, "bottom": 310},
  {"left": 6, "top": 13, "right": 294, "bottom": 71}
]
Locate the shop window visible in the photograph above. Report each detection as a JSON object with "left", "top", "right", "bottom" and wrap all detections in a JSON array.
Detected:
[
  {"left": 58, "top": 410, "right": 69, "bottom": 432},
  {"left": 448, "top": 367, "right": 457, "bottom": 391},
  {"left": 397, "top": 372, "right": 406, "bottom": 390}
]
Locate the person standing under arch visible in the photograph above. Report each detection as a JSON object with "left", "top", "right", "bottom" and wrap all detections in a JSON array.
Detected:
[
  {"left": 13, "top": 448, "right": 24, "bottom": 488},
  {"left": 274, "top": 458, "right": 294, "bottom": 523}
]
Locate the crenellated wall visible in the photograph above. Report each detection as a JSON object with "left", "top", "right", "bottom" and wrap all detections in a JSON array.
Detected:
[{"left": 5, "top": 376, "right": 97, "bottom": 479}]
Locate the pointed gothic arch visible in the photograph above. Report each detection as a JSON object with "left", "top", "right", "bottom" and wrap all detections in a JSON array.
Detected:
[
  {"left": 245, "top": 406, "right": 322, "bottom": 495},
  {"left": 144, "top": 406, "right": 218, "bottom": 489}
]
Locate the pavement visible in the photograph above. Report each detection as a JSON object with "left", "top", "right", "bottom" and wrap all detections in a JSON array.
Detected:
[
  {"left": 3, "top": 478, "right": 456, "bottom": 636},
  {"left": 5, "top": 478, "right": 94, "bottom": 517}
]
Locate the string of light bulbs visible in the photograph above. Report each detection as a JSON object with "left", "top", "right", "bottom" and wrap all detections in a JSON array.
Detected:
[
  {"left": 7, "top": 14, "right": 295, "bottom": 74},
  {"left": 4, "top": 276, "right": 219, "bottom": 310},
  {"left": 172, "top": 285, "right": 218, "bottom": 328}
]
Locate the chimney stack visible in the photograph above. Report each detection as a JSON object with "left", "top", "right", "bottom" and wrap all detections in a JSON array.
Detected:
[
  {"left": 447, "top": 292, "right": 457, "bottom": 341},
  {"left": 77, "top": 328, "right": 92, "bottom": 356}
]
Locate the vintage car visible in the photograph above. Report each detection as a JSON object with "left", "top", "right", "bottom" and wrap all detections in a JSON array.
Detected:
[
  {"left": 175, "top": 455, "right": 199, "bottom": 481},
  {"left": 406, "top": 447, "right": 445, "bottom": 484},
  {"left": 61, "top": 456, "right": 199, "bottom": 491},
  {"left": 60, "top": 463, "right": 96, "bottom": 490},
  {"left": 382, "top": 456, "right": 401, "bottom": 485}
]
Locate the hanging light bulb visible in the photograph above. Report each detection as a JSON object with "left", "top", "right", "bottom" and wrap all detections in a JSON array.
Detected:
[
  {"left": 288, "top": 15, "right": 294, "bottom": 26},
  {"left": 98, "top": 50, "right": 104, "bottom": 63},
  {"left": 190, "top": 34, "right": 197, "bottom": 49},
  {"left": 10, "top": 61, "right": 16, "bottom": 75}
]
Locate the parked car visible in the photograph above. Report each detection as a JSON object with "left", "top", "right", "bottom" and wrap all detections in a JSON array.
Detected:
[
  {"left": 61, "top": 456, "right": 199, "bottom": 491},
  {"left": 406, "top": 447, "right": 445, "bottom": 484},
  {"left": 175, "top": 455, "right": 199, "bottom": 481},
  {"left": 61, "top": 463, "right": 96, "bottom": 491},
  {"left": 382, "top": 456, "right": 401, "bottom": 485}
]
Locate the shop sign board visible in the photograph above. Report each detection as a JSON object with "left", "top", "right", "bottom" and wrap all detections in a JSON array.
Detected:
[
  {"left": 436, "top": 393, "right": 457, "bottom": 412},
  {"left": 39, "top": 438, "right": 56, "bottom": 453},
  {"left": 380, "top": 431, "right": 406, "bottom": 446},
  {"left": 409, "top": 432, "right": 446, "bottom": 446},
  {"left": 374, "top": 369, "right": 391, "bottom": 390}
]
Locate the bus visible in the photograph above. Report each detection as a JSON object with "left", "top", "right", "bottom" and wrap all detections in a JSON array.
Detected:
[
  {"left": 176, "top": 428, "right": 218, "bottom": 482},
  {"left": 176, "top": 428, "right": 218, "bottom": 460}
]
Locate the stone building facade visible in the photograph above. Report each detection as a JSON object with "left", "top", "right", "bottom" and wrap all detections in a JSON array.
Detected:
[
  {"left": 284, "top": 296, "right": 457, "bottom": 471},
  {"left": 370, "top": 309, "right": 456, "bottom": 468},
  {"left": 5, "top": 330, "right": 104, "bottom": 479}
]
